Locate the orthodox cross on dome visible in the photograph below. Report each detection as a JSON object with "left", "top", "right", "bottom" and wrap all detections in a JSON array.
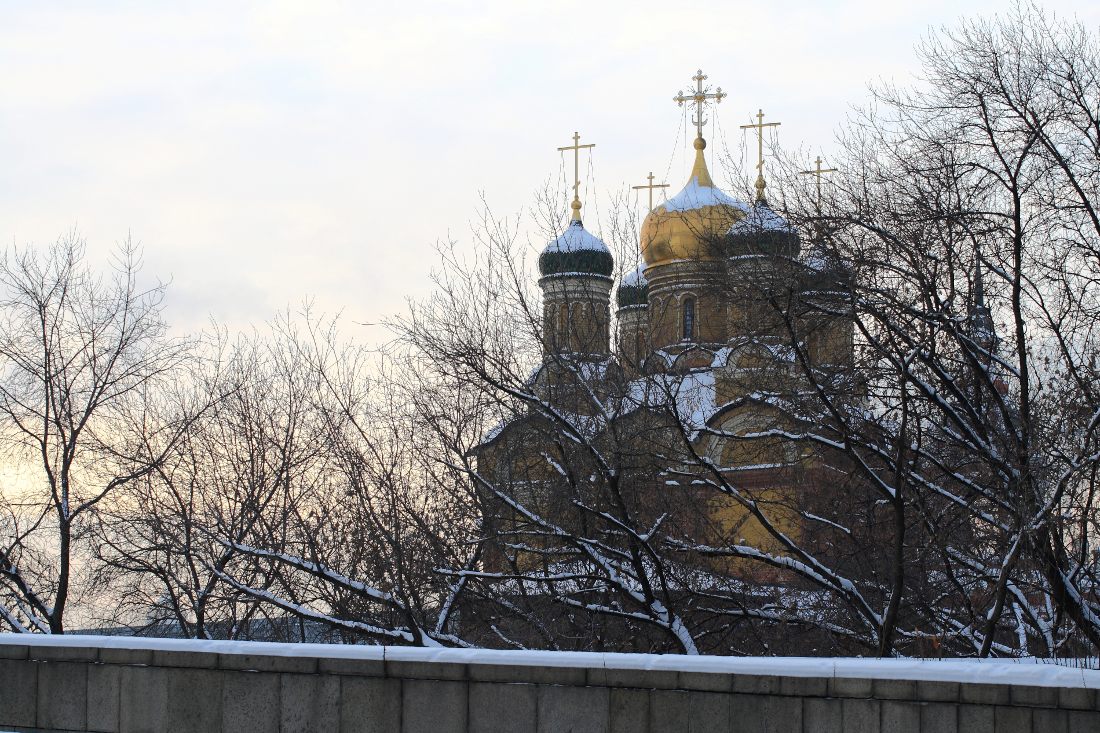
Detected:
[
  {"left": 557, "top": 131, "right": 596, "bottom": 222},
  {"left": 673, "top": 69, "right": 726, "bottom": 141},
  {"left": 740, "top": 109, "right": 782, "bottom": 204},
  {"left": 799, "top": 156, "right": 838, "bottom": 212},
  {"left": 632, "top": 171, "right": 669, "bottom": 211}
]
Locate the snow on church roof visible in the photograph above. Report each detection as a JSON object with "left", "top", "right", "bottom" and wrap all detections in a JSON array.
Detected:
[
  {"left": 803, "top": 245, "right": 829, "bottom": 272},
  {"left": 661, "top": 177, "right": 751, "bottom": 214},
  {"left": 625, "top": 369, "right": 718, "bottom": 436},
  {"left": 542, "top": 220, "right": 611, "bottom": 255},
  {"left": 728, "top": 202, "right": 793, "bottom": 235},
  {"left": 622, "top": 261, "right": 648, "bottom": 288}
]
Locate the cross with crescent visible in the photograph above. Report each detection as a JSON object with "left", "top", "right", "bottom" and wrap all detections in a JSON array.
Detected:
[
  {"left": 673, "top": 69, "right": 726, "bottom": 140},
  {"left": 558, "top": 131, "right": 596, "bottom": 221},
  {"left": 799, "top": 156, "right": 838, "bottom": 211},
  {"left": 741, "top": 109, "right": 782, "bottom": 203},
  {"left": 632, "top": 172, "right": 669, "bottom": 211}
]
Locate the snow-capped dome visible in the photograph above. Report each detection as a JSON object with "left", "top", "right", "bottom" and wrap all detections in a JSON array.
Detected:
[
  {"left": 803, "top": 244, "right": 829, "bottom": 272},
  {"left": 640, "top": 137, "right": 751, "bottom": 268},
  {"left": 538, "top": 219, "right": 614, "bottom": 279},
  {"left": 726, "top": 201, "right": 800, "bottom": 258},
  {"left": 801, "top": 239, "right": 852, "bottom": 291},
  {"left": 616, "top": 262, "right": 649, "bottom": 308},
  {"left": 662, "top": 177, "right": 748, "bottom": 213},
  {"left": 622, "top": 261, "right": 648, "bottom": 287},
  {"left": 727, "top": 202, "right": 792, "bottom": 235}
]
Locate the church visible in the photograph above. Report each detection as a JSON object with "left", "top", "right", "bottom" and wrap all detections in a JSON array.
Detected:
[{"left": 470, "top": 70, "right": 864, "bottom": 651}]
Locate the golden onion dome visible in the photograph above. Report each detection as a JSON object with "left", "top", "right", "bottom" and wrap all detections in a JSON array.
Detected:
[{"left": 640, "top": 137, "right": 750, "bottom": 267}]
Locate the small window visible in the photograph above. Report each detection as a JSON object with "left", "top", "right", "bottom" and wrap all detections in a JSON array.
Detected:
[{"left": 682, "top": 298, "right": 696, "bottom": 340}]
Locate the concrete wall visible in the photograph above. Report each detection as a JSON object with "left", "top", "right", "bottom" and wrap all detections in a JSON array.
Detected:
[{"left": 1, "top": 639, "right": 1099, "bottom": 733}]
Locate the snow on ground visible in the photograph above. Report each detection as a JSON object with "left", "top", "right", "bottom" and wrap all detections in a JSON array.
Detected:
[{"left": 2, "top": 633, "right": 1098, "bottom": 689}]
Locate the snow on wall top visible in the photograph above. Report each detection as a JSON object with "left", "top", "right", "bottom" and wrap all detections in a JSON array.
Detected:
[
  {"left": 542, "top": 220, "right": 611, "bottom": 254},
  {"left": 2, "top": 633, "right": 1097, "bottom": 689},
  {"left": 660, "top": 177, "right": 751, "bottom": 214}
]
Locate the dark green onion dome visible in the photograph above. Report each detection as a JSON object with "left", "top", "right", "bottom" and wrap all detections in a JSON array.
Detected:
[
  {"left": 538, "top": 220, "right": 614, "bottom": 279},
  {"left": 803, "top": 241, "right": 853, "bottom": 292},
  {"left": 726, "top": 202, "right": 800, "bottom": 259},
  {"left": 616, "top": 262, "right": 649, "bottom": 308}
]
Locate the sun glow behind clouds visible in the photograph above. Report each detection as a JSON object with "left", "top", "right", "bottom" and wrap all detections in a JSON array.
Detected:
[{"left": 1, "top": 1, "right": 1096, "bottom": 335}]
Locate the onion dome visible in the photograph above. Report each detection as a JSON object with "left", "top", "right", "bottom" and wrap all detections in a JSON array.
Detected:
[
  {"left": 616, "top": 262, "right": 649, "bottom": 308},
  {"left": 538, "top": 219, "right": 614, "bottom": 279},
  {"left": 640, "top": 137, "right": 750, "bottom": 267},
  {"left": 802, "top": 239, "right": 852, "bottom": 292},
  {"left": 726, "top": 201, "right": 800, "bottom": 258}
]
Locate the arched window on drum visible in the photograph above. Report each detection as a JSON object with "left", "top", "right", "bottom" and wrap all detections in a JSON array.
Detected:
[
  {"left": 682, "top": 297, "right": 696, "bottom": 341},
  {"left": 557, "top": 303, "right": 569, "bottom": 345}
]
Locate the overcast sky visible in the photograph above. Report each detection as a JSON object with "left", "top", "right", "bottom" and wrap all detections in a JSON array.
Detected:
[{"left": 2, "top": 1, "right": 1096, "bottom": 337}]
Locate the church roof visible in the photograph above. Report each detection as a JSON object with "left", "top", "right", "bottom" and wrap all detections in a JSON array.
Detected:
[
  {"left": 662, "top": 174, "right": 749, "bottom": 214},
  {"left": 622, "top": 261, "right": 648, "bottom": 287},
  {"left": 616, "top": 262, "right": 649, "bottom": 308},
  {"left": 543, "top": 219, "right": 611, "bottom": 254},
  {"left": 473, "top": 335, "right": 838, "bottom": 454},
  {"left": 726, "top": 201, "right": 800, "bottom": 259},
  {"left": 538, "top": 220, "right": 614, "bottom": 278},
  {"left": 640, "top": 138, "right": 750, "bottom": 267},
  {"left": 727, "top": 202, "right": 792, "bottom": 235}
]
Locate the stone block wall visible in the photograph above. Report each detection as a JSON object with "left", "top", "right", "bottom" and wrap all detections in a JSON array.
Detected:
[{"left": 1, "top": 639, "right": 1099, "bottom": 732}]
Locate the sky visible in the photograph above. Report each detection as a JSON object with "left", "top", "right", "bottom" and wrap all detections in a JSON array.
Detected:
[{"left": 1, "top": 0, "right": 1097, "bottom": 338}]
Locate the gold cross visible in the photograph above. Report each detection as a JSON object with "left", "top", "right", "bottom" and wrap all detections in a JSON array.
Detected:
[
  {"left": 557, "top": 131, "right": 596, "bottom": 222},
  {"left": 740, "top": 109, "right": 781, "bottom": 203},
  {"left": 799, "top": 156, "right": 838, "bottom": 211},
  {"left": 673, "top": 69, "right": 726, "bottom": 140},
  {"left": 632, "top": 172, "right": 670, "bottom": 211}
]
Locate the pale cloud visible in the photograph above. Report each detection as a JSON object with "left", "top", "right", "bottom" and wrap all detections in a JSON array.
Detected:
[{"left": 1, "top": 0, "right": 1095, "bottom": 334}]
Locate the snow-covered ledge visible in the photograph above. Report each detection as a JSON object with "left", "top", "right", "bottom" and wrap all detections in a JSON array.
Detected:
[
  {"left": 1, "top": 634, "right": 1099, "bottom": 732},
  {"left": 3, "top": 633, "right": 1099, "bottom": 689}
]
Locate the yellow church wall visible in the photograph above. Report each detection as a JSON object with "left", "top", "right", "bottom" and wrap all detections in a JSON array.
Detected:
[{"left": 706, "top": 485, "right": 802, "bottom": 568}]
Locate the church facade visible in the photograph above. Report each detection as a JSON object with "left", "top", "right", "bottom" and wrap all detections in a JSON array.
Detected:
[
  {"left": 469, "top": 72, "right": 866, "bottom": 651},
  {"left": 459, "top": 71, "right": 1020, "bottom": 656}
]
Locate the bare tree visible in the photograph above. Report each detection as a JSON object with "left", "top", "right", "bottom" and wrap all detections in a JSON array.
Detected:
[
  {"left": 151, "top": 313, "right": 484, "bottom": 645},
  {"left": 92, "top": 324, "right": 313, "bottom": 639},
  {"left": 0, "top": 235, "right": 189, "bottom": 633},
  {"left": 755, "top": 1, "right": 1100, "bottom": 656}
]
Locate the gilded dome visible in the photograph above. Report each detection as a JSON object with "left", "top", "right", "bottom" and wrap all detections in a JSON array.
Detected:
[{"left": 640, "top": 138, "right": 750, "bottom": 267}]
